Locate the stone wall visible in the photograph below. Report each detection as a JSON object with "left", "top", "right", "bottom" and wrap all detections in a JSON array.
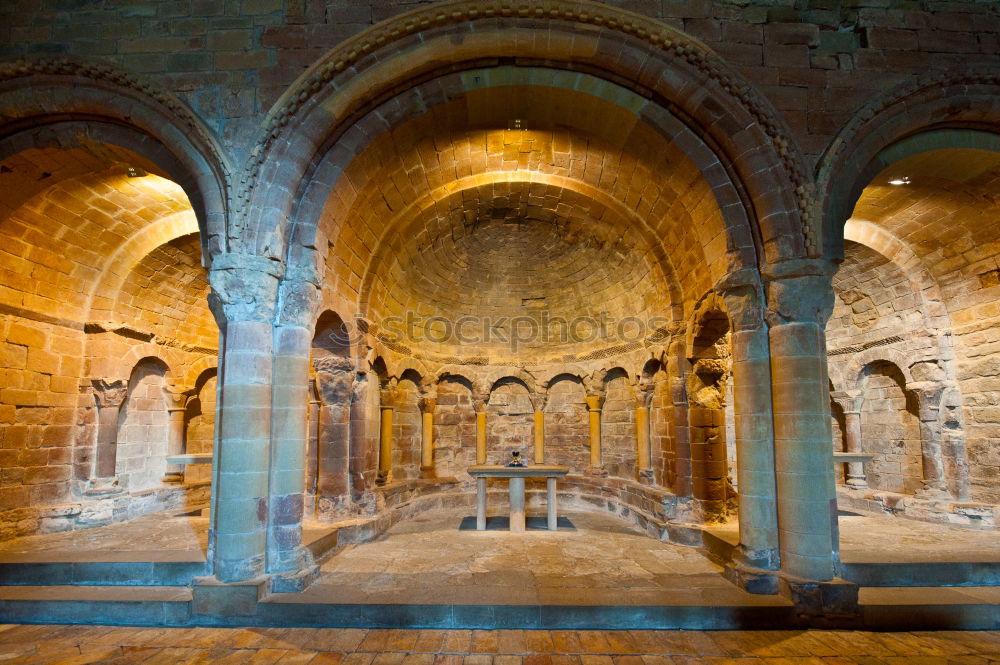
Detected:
[
  {"left": 432, "top": 377, "right": 476, "bottom": 482},
  {"left": 116, "top": 359, "right": 170, "bottom": 492},
  {"left": 184, "top": 373, "right": 215, "bottom": 485},
  {"left": 601, "top": 371, "right": 636, "bottom": 481},
  {"left": 860, "top": 361, "right": 923, "bottom": 495},
  {"left": 486, "top": 380, "right": 534, "bottom": 465},
  {"left": 391, "top": 377, "right": 421, "bottom": 481},
  {"left": 542, "top": 377, "right": 589, "bottom": 473},
  {"left": 4, "top": 0, "right": 997, "bottom": 165}
]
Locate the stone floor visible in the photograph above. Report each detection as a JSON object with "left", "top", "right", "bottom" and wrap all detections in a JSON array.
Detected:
[
  {"left": 706, "top": 511, "right": 1000, "bottom": 564},
  {"left": 294, "top": 510, "right": 781, "bottom": 607},
  {"left": 0, "top": 501, "right": 997, "bottom": 569},
  {"left": 0, "top": 624, "right": 999, "bottom": 663}
]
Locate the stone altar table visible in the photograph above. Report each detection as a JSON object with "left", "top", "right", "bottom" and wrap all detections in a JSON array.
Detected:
[{"left": 467, "top": 464, "right": 570, "bottom": 532}]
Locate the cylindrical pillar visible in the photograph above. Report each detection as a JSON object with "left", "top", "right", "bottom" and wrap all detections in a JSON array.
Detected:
[
  {"left": 91, "top": 381, "right": 128, "bottom": 482},
  {"left": 584, "top": 394, "right": 604, "bottom": 471},
  {"left": 476, "top": 410, "right": 487, "bottom": 464},
  {"left": 842, "top": 410, "right": 867, "bottom": 488},
  {"left": 768, "top": 273, "right": 838, "bottom": 583},
  {"left": 730, "top": 324, "right": 780, "bottom": 570},
  {"left": 213, "top": 317, "right": 274, "bottom": 582},
  {"left": 305, "top": 399, "right": 320, "bottom": 500},
  {"left": 533, "top": 410, "right": 545, "bottom": 464},
  {"left": 509, "top": 477, "right": 526, "bottom": 533},
  {"left": 378, "top": 405, "right": 394, "bottom": 485},
  {"left": 163, "top": 401, "right": 187, "bottom": 483},
  {"left": 913, "top": 386, "right": 947, "bottom": 494},
  {"left": 635, "top": 401, "right": 650, "bottom": 474},
  {"left": 268, "top": 323, "right": 312, "bottom": 574},
  {"left": 420, "top": 398, "right": 435, "bottom": 475}
]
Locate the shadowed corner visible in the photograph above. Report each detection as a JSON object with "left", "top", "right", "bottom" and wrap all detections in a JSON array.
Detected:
[{"left": 458, "top": 516, "right": 577, "bottom": 531}]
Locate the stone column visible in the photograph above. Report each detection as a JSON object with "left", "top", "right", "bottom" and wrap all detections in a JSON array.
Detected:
[
  {"left": 911, "top": 382, "right": 947, "bottom": 495},
  {"left": 267, "top": 278, "right": 321, "bottom": 576},
  {"left": 419, "top": 395, "right": 436, "bottom": 477},
  {"left": 163, "top": 390, "right": 188, "bottom": 484},
  {"left": 305, "top": 397, "right": 320, "bottom": 503},
  {"left": 584, "top": 394, "right": 606, "bottom": 475},
  {"left": 766, "top": 268, "right": 839, "bottom": 585},
  {"left": 842, "top": 411, "right": 867, "bottom": 488},
  {"left": 635, "top": 385, "right": 654, "bottom": 483},
  {"left": 832, "top": 390, "right": 866, "bottom": 489},
  {"left": 719, "top": 279, "right": 780, "bottom": 587},
  {"left": 666, "top": 340, "right": 691, "bottom": 495},
  {"left": 314, "top": 359, "right": 354, "bottom": 514},
  {"left": 90, "top": 379, "right": 128, "bottom": 489},
  {"left": 207, "top": 257, "right": 281, "bottom": 583},
  {"left": 474, "top": 394, "right": 488, "bottom": 464},
  {"left": 377, "top": 396, "right": 395, "bottom": 485},
  {"left": 349, "top": 373, "right": 370, "bottom": 498},
  {"left": 530, "top": 394, "right": 546, "bottom": 464}
]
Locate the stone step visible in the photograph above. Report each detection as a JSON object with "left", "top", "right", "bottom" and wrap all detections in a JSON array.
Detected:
[
  {"left": 841, "top": 559, "right": 1000, "bottom": 587},
  {"left": 0, "top": 585, "right": 192, "bottom": 626},
  {"left": 860, "top": 586, "right": 1000, "bottom": 630},
  {"left": 1, "top": 584, "right": 997, "bottom": 630},
  {"left": 0, "top": 560, "right": 207, "bottom": 586}
]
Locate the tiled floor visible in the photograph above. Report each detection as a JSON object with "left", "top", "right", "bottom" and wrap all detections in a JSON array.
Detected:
[{"left": 0, "top": 624, "right": 998, "bottom": 663}]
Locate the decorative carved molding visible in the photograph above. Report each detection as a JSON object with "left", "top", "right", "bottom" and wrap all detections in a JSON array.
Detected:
[
  {"left": 0, "top": 56, "right": 230, "bottom": 201},
  {"left": 244, "top": 0, "right": 813, "bottom": 252}
]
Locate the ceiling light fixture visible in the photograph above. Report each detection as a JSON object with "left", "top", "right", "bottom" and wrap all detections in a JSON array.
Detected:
[{"left": 888, "top": 176, "right": 910, "bottom": 186}]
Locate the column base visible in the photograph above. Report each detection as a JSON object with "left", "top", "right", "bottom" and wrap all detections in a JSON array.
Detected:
[
  {"left": 723, "top": 559, "right": 779, "bottom": 595},
  {"left": 779, "top": 573, "right": 860, "bottom": 623},
  {"left": 192, "top": 576, "right": 268, "bottom": 617},
  {"left": 916, "top": 485, "right": 950, "bottom": 499},
  {"left": 84, "top": 476, "right": 121, "bottom": 496},
  {"left": 585, "top": 465, "right": 608, "bottom": 477},
  {"left": 638, "top": 468, "right": 655, "bottom": 485},
  {"left": 271, "top": 563, "right": 320, "bottom": 593},
  {"left": 419, "top": 465, "right": 436, "bottom": 479},
  {"left": 162, "top": 471, "right": 184, "bottom": 484},
  {"left": 845, "top": 477, "right": 868, "bottom": 489},
  {"left": 375, "top": 470, "right": 391, "bottom": 486}
]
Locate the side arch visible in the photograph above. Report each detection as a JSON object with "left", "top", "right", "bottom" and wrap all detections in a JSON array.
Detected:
[
  {"left": 242, "top": 0, "right": 811, "bottom": 269},
  {"left": 0, "top": 58, "right": 230, "bottom": 259},
  {"left": 816, "top": 71, "right": 1000, "bottom": 260}
]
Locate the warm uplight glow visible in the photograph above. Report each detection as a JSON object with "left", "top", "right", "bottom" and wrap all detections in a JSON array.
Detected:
[{"left": 888, "top": 176, "right": 911, "bottom": 185}]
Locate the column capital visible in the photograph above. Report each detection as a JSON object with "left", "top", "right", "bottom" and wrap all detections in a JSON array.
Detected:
[
  {"left": 764, "top": 271, "right": 836, "bottom": 328},
  {"left": 208, "top": 253, "right": 283, "bottom": 325},
  {"left": 419, "top": 397, "right": 437, "bottom": 412},
  {"left": 634, "top": 383, "right": 654, "bottom": 409},
  {"left": 92, "top": 379, "right": 128, "bottom": 408},
  {"left": 529, "top": 392, "right": 547, "bottom": 412},
  {"left": 909, "top": 381, "right": 946, "bottom": 417},
  {"left": 830, "top": 389, "right": 862, "bottom": 413},
  {"left": 275, "top": 277, "right": 321, "bottom": 329},
  {"left": 584, "top": 394, "right": 605, "bottom": 411},
  {"left": 715, "top": 270, "right": 765, "bottom": 332},
  {"left": 472, "top": 393, "right": 489, "bottom": 413}
]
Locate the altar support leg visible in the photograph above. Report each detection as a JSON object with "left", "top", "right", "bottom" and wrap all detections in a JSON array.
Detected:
[
  {"left": 547, "top": 477, "right": 557, "bottom": 531},
  {"left": 509, "top": 477, "right": 525, "bottom": 533},
  {"left": 476, "top": 477, "right": 487, "bottom": 530}
]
